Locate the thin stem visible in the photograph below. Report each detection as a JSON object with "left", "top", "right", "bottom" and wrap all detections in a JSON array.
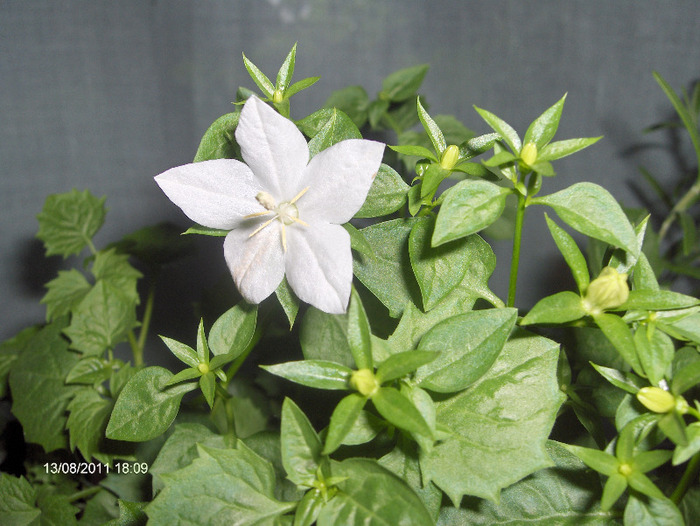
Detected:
[
  {"left": 671, "top": 451, "right": 700, "bottom": 504},
  {"left": 67, "top": 486, "right": 102, "bottom": 503},
  {"left": 659, "top": 178, "right": 700, "bottom": 241},
  {"left": 135, "top": 279, "right": 156, "bottom": 365},
  {"left": 507, "top": 193, "right": 527, "bottom": 307}
]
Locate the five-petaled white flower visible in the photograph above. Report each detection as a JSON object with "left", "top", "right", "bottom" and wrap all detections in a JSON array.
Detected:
[{"left": 155, "top": 96, "right": 384, "bottom": 314}]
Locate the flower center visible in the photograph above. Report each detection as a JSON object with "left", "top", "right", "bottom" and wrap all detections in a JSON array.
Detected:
[{"left": 243, "top": 188, "right": 310, "bottom": 252}]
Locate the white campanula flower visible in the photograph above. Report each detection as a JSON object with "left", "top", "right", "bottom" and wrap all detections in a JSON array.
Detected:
[{"left": 155, "top": 96, "right": 384, "bottom": 314}]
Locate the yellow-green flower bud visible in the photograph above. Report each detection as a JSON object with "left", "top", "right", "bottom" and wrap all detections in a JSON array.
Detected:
[
  {"left": 439, "top": 145, "right": 460, "bottom": 170},
  {"left": 582, "top": 266, "right": 629, "bottom": 315},
  {"left": 198, "top": 363, "right": 210, "bottom": 374},
  {"left": 272, "top": 89, "right": 284, "bottom": 104},
  {"left": 349, "top": 368, "right": 379, "bottom": 397},
  {"left": 617, "top": 462, "right": 633, "bottom": 477},
  {"left": 520, "top": 142, "right": 538, "bottom": 167},
  {"left": 637, "top": 386, "right": 676, "bottom": 413}
]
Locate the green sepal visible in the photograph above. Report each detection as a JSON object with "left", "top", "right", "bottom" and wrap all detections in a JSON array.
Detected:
[
  {"left": 198, "top": 371, "right": 216, "bottom": 408},
  {"left": 242, "top": 52, "right": 274, "bottom": 97},
  {"left": 323, "top": 393, "right": 367, "bottom": 454},
  {"left": 626, "top": 471, "right": 667, "bottom": 501},
  {"left": 262, "top": 360, "right": 353, "bottom": 391},
  {"left": 658, "top": 411, "right": 688, "bottom": 446},
  {"left": 389, "top": 144, "right": 437, "bottom": 161},
  {"left": 520, "top": 291, "right": 586, "bottom": 325},
  {"left": 632, "top": 450, "right": 673, "bottom": 473},
  {"left": 285, "top": 76, "right": 320, "bottom": 99},
  {"left": 159, "top": 336, "right": 198, "bottom": 368},
  {"left": 276, "top": 277, "right": 300, "bottom": 329},
  {"left": 372, "top": 386, "right": 432, "bottom": 439},
  {"left": 195, "top": 319, "right": 209, "bottom": 364}
]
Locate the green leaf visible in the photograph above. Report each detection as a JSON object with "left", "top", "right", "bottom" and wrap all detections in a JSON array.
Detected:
[
  {"left": 242, "top": 53, "right": 275, "bottom": 97},
  {"left": 658, "top": 411, "right": 688, "bottom": 446},
  {"left": 375, "top": 350, "right": 437, "bottom": 383},
  {"left": 208, "top": 301, "right": 257, "bottom": 358},
  {"left": 635, "top": 329, "right": 674, "bottom": 386},
  {"left": 533, "top": 182, "right": 639, "bottom": 256},
  {"left": 560, "top": 443, "right": 619, "bottom": 476},
  {"left": 63, "top": 280, "right": 138, "bottom": 355},
  {"left": 440, "top": 441, "right": 617, "bottom": 525},
  {"left": 0, "top": 473, "right": 40, "bottom": 525},
  {"left": 103, "top": 499, "right": 147, "bottom": 526},
  {"left": 416, "top": 308, "right": 517, "bottom": 393},
  {"left": 147, "top": 443, "right": 295, "bottom": 524},
  {"left": 545, "top": 214, "right": 590, "bottom": 293},
  {"left": 671, "top": 360, "right": 700, "bottom": 396},
  {"left": 110, "top": 222, "right": 194, "bottom": 267},
  {"left": 280, "top": 398, "right": 322, "bottom": 487},
  {"left": 65, "top": 356, "right": 112, "bottom": 385},
  {"left": 66, "top": 388, "right": 116, "bottom": 463},
  {"left": 409, "top": 215, "right": 472, "bottom": 311},
  {"left": 285, "top": 76, "right": 320, "bottom": 100},
  {"left": 421, "top": 329, "right": 565, "bottom": 503},
  {"left": 521, "top": 291, "right": 587, "bottom": 325},
  {"left": 323, "top": 393, "right": 367, "bottom": 455},
  {"left": 297, "top": 108, "right": 361, "bottom": 157},
  {"left": 591, "top": 362, "right": 646, "bottom": 394},
  {"left": 159, "top": 336, "right": 198, "bottom": 368},
  {"left": 275, "top": 276, "right": 300, "bottom": 329},
  {"left": 318, "top": 458, "right": 434, "bottom": 526},
  {"left": 632, "top": 450, "right": 673, "bottom": 473},
  {"left": 372, "top": 386, "right": 432, "bottom": 438},
  {"left": 182, "top": 224, "right": 229, "bottom": 236},
  {"left": 616, "top": 290, "right": 700, "bottom": 311},
  {"left": 417, "top": 98, "right": 446, "bottom": 154},
  {"left": 538, "top": 136, "right": 603, "bottom": 162},
  {"left": 295, "top": 490, "right": 324, "bottom": 526},
  {"left": 198, "top": 371, "right": 216, "bottom": 408},
  {"left": 432, "top": 180, "right": 511, "bottom": 245},
  {"left": 300, "top": 308, "right": 354, "bottom": 368},
  {"left": 41, "top": 269, "right": 91, "bottom": 321},
  {"left": 523, "top": 94, "right": 566, "bottom": 149},
  {"left": 420, "top": 163, "right": 451, "bottom": 199},
  {"left": 624, "top": 492, "right": 684, "bottom": 526},
  {"left": 106, "top": 367, "right": 196, "bottom": 441},
  {"left": 276, "top": 43, "right": 297, "bottom": 89},
  {"left": 324, "top": 85, "right": 370, "bottom": 128},
  {"left": 9, "top": 319, "right": 80, "bottom": 452},
  {"left": 262, "top": 360, "right": 353, "bottom": 390},
  {"left": 601, "top": 473, "right": 628, "bottom": 511},
  {"left": 0, "top": 327, "right": 38, "bottom": 399},
  {"left": 355, "top": 163, "right": 409, "bottom": 218},
  {"left": 627, "top": 471, "right": 666, "bottom": 501},
  {"left": 474, "top": 106, "right": 522, "bottom": 153},
  {"left": 673, "top": 422, "right": 700, "bottom": 465},
  {"left": 653, "top": 72, "right": 700, "bottom": 162},
  {"left": 380, "top": 64, "right": 429, "bottom": 102},
  {"left": 347, "top": 288, "right": 373, "bottom": 369},
  {"left": 388, "top": 144, "right": 437, "bottom": 160},
  {"left": 593, "top": 313, "right": 643, "bottom": 375},
  {"left": 343, "top": 223, "right": 375, "bottom": 259},
  {"left": 194, "top": 112, "right": 241, "bottom": 163},
  {"left": 353, "top": 218, "right": 420, "bottom": 318},
  {"left": 91, "top": 248, "right": 142, "bottom": 303},
  {"left": 341, "top": 410, "right": 386, "bottom": 446}
]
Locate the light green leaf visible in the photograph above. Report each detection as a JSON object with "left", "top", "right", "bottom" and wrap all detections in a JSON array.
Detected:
[
  {"left": 106, "top": 367, "right": 196, "bottom": 441},
  {"left": 262, "top": 360, "right": 353, "bottom": 391},
  {"left": 297, "top": 108, "right": 361, "bottom": 157},
  {"left": 635, "top": 329, "right": 674, "bottom": 386},
  {"left": 276, "top": 277, "right": 300, "bottom": 328},
  {"left": 372, "top": 386, "right": 432, "bottom": 438},
  {"left": 545, "top": 214, "right": 590, "bottom": 293},
  {"left": 616, "top": 290, "right": 700, "bottom": 311},
  {"left": 421, "top": 330, "right": 565, "bottom": 503},
  {"left": 521, "top": 291, "right": 587, "bottom": 325},
  {"left": 379, "top": 64, "right": 429, "bottom": 102},
  {"left": 317, "top": 458, "right": 434, "bottom": 526},
  {"left": 593, "top": 313, "right": 643, "bottom": 375},
  {"left": 147, "top": 443, "right": 295, "bottom": 525},
  {"left": 417, "top": 97, "right": 446, "bottom": 154},
  {"left": 353, "top": 218, "right": 421, "bottom": 318},
  {"left": 432, "top": 180, "right": 511, "bottom": 245},
  {"left": 524, "top": 94, "right": 567, "bottom": 148},
  {"left": 63, "top": 280, "right": 137, "bottom": 355},
  {"left": 281, "top": 398, "right": 322, "bottom": 487},
  {"left": 409, "top": 215, "right": 471, "bottom": 311},
  {"left": 242, "top": 53, "right": 275, "bottom": 97},
  {"left": 355, "top": 163, "right": 409, "bottom": 219},
  {"left": 0, "top": 473, "right": 40, "bottom": 526},
  {"left": 624, "top": 492, "right": 684, "bottom": 526},
  {"left": 323, "top": 393, "right": 367, "bottom": 455},
  {"left": 41, "top": 269, "right": 91, "bottom": 321},
  {"left": 533, "top": 182, "right": 638, "bottom": 256},
  {"left": 66, "top": 388, "right": 116, "bottom": 463},
  {"left": 416, "top": 308, "right": 517, "bottom": 393},
  {"left": 474, "top": 106, "right": 522, "bottom": 153},
  {"left": 300, "top": 308, "right": 354, "bottom": 368},
  {"left": 36, "top": 189, "right": 106, "bottom": 258},
  {"left": 347, "top": 288, "right": 373, "bottom": 369},
  {"left": 538, "top": 137, "right": 603, "bottom": 162},
  {"left": 324, "top": 85, "right": 369, "bottom": 128},
  {"left": 276, "top": 43, "right": 297, "bottom": 89},
  {"left": 375, "top": 350, "right": 437, "bottom": 383},
  {"left": 9, "top": 320, "right": 80, "bottom": 452},
  {"left": 91, "top": 248, "right": 142, "bottom": 303},
  {"left": 208, "top": 301, "right": 257, "bottom": 358}
]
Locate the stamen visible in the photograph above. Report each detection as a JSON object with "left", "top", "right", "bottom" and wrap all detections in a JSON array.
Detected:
[
  {"left": 243, "top": 210, "right": 274, "bottom": 219},
  {"left": 281, "top": 225, "right": 287, "bottom": 253},
  {"left": 290, "top": 216, "right": 309, "bottom": 227},
  {"left": 289, "top": 186, "right": 310, "bottom": 204},
  {"left": 248, "top": 216, "right": 277, "bottom": 238}
]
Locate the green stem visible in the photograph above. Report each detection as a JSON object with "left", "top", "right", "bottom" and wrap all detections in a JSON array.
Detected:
[
  {"left": 67, "top": 485, "right": 101, "bottom": 503},
  {"left": 507, "top": 193, "right": 527, "bottom": 307},
  {"left": 134, "top": 279, "right": 157, "bottom": 366},
  {"left": 671, "top": 451, "right": 700, "bottom": 504},
  {"left": 659, "top": 178, "right": 700, "bottom": 241}
]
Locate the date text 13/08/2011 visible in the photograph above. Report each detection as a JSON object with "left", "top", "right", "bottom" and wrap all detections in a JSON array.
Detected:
[{"left": 43, "top": 462, "right": 149, "bottom": 475}]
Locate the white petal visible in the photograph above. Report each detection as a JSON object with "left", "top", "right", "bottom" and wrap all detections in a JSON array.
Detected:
[
  {"left": 155, "top": 159, "right": 261, "bottom": 229},
  {"left": 223, "top": 222, "right": 285, "bottom": 304},
  {"left": 236, "top": 96, "right": 309, "bottom": 200},
  {"left": 285, "top": 222, "right": 352, "bottom": 314},
  {"left": 300, "top": 139, "right": 385, "bottom": 224}
]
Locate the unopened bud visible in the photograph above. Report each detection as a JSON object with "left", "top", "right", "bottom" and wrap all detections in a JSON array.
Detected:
[
  {"left": 520, "top": 142, "right": 538, "bottom": 167},
  {"left": 439, "top": 145, "right": 460, "bottom": 170},
  {"left": 198, "top": 363, "right": 210, "bottom": 374},
  {"left": 637, "top": 387, "right": 675, "bottom": 413},
  {"left": 349, "top": 368, "right": 379, "bottom": 397},
  {"left": 272, "top": 89, "right": 284, "bottom": 104},
  {"left": 582, "top": 267, "right": 629, "bottom": 314}
]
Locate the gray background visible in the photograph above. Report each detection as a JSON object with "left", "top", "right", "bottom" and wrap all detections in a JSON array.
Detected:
[{"left": 2, "top": 1, "right": 699, "bottom": 341}]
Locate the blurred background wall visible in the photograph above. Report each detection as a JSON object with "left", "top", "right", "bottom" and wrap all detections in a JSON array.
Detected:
[{"left": 2, "top": 0, "right": 699, "bottom": 341}]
